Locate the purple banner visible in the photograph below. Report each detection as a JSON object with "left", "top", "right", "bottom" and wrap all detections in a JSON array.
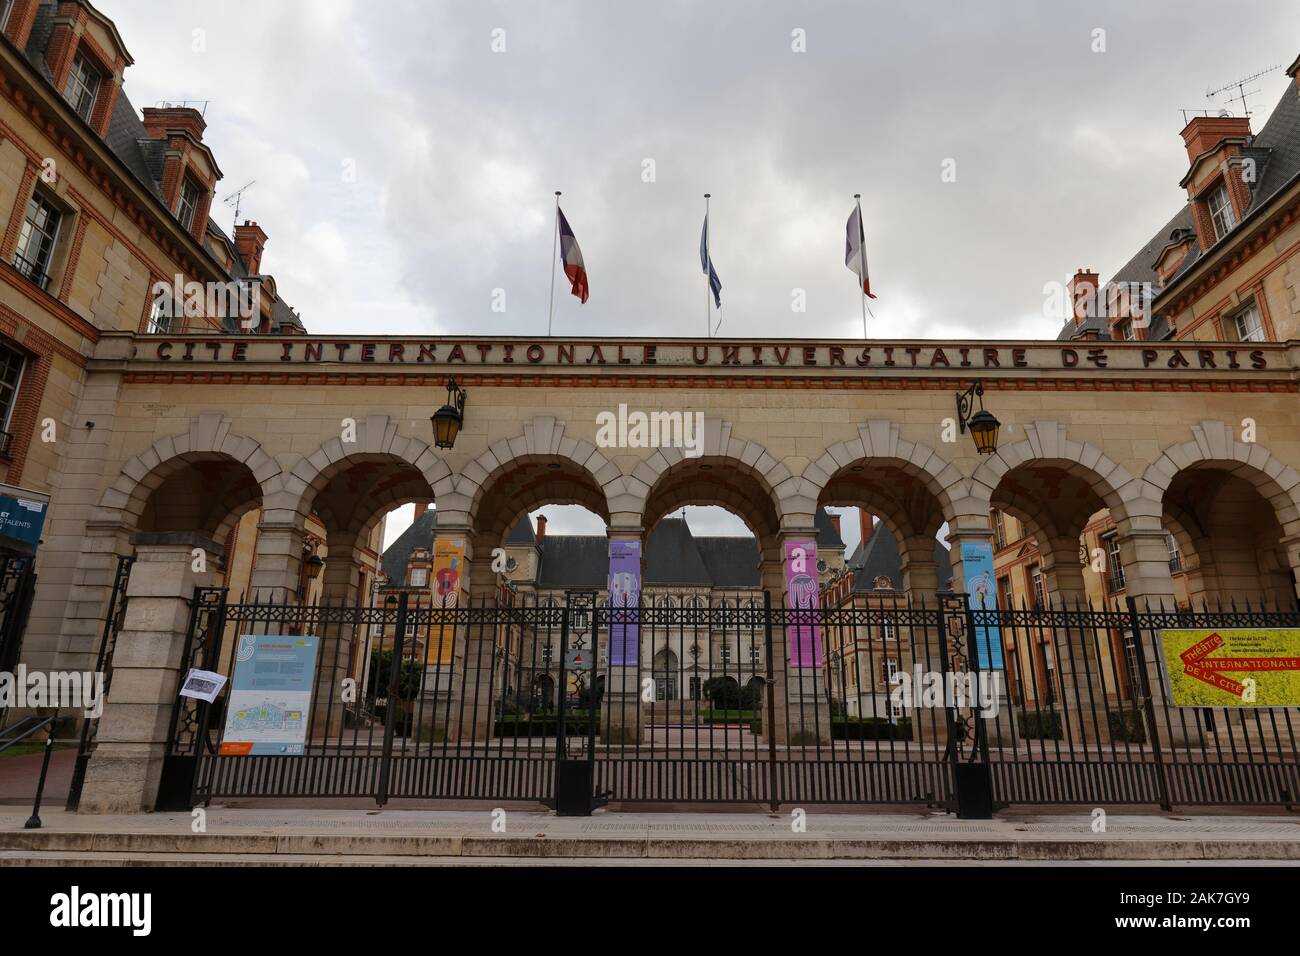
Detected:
[
  {"left": 608, "top": 538, "right": 641, "bottom": 666},
  {"left": 784, "top": 538, "right": 822, "bottom": 667}
]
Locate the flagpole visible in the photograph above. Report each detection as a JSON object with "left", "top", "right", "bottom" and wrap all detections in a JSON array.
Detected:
[
  {"left": 547, "top": 190, "right": 560, "bottom": 336},
  {"left": 854, "top": 193, "right": 868, "bottom": 338},
  {"left": 704, "top": 193, "right": 712, "bottom": 338}
]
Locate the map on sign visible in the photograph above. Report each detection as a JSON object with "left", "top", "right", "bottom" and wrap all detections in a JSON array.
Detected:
[
  {"left": 1159, "top": 628, "right": 1300, "bottom": 707},
  {"left": 219, "top": 634, "right": 320, "bottom": 755}
]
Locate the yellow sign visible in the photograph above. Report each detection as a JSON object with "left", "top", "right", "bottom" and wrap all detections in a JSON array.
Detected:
[
  {"left": 1159, "top": 628, "right": 1300, "bottom": 707},
  {"left": 426, "top": 537, "right": 466, "bottom": 664}
]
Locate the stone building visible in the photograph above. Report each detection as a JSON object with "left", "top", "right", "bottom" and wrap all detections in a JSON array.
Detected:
[{"left": 377, "top": 507, "right": 847, "bottom": 707}]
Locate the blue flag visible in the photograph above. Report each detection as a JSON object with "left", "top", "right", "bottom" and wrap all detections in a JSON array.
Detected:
[{"left": 700, "top": 213, "right": 722, "bottom": 308}]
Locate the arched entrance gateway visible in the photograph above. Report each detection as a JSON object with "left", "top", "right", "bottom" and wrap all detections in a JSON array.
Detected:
[{"left": 52, "top": 333, "right": 1300, "bottom": 814}]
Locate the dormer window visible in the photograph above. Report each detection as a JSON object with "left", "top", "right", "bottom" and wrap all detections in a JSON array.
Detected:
[
  {"left": 1207, "top": 184, "right": 1235, "bottom": 241},
  {"left": 177, "top": 176, "right": 201, "bottom": 232},
  {"left": 63, "top": 53, "right": 102, "bottom": 123}
]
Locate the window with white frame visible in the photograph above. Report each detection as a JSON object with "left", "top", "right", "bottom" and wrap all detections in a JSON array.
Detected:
[
  {"left": 1117, "top": 318, "right": 1135, "bottom": 341},
  {"left": 63, "top": 53, "right": 101, "bottom": 123},
  {"left": 177, "top": 176, "right": 201, "bottom": 232},
  {"left": 1232, "top": 302, "right": 1265, "bottom": 342},
  {"left": 147, "top": 291, "right": 178, "bottom": 334},
  {"left": 992, "top": 509, "right": 1006, "bottom": 550},
  {"left": 1207, "top": 184, "right": 1235, "bottom": 241},
  {"left": 720, "top": 644, "right": 732, "bottom": 664},
  {"left": 408, "top": 568, "right": 428, "bottom": 587},
  {"left": 1103, "top": 532, "right": 1126, "bottom": 592},
  {"left": 0, "top": 343, "right": 26, "bottom": 437},
  {"left": 1029, "top": 564, "right": 1046, "bottom": 609},
  {"left": 1166, "top": 531, "right": 1182, "bottom": 573},
  {"left": 14, "top": 192, "right": 62, "bottom": 290}
]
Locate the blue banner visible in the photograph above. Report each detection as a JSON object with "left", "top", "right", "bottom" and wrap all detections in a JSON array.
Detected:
[{"left": 961, "top": 540, "right": 1005, "bottom": 670}]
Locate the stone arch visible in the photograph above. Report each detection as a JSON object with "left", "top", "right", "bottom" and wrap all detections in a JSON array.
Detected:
[
  {"left": 286, "top": 413, "right": 450, "bottom": 530},
  {"left": 970, "top": 421, "right": 1160, "bottom": 603},
  {"left": 806, "top": 420, "right": 965, "bottom": 531},
  {"left": 632, "top": 419, "right": 791, "bottom": 534},
  {"left": 1141, "top": 420, "right": 1300, "bottom": 535},
  {"left": 969, "top": 421, "right": 1151, "bottom": 527},
  {"left": 806, "top": 420, "right": 966, "bottom": 594},
  {"left": 93, "top": 411, "right": 282, "bottom": 542},
  {"left": 457, "top": 417, "right": 619, "bottom": 572},
  {"left": 1142, "top": 421, "right": 1300, "bottom": 605}
]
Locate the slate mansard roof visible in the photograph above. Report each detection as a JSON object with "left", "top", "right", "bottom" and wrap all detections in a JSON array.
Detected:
[
  {"left": 1058, "top": 76, "right": 1300, "bottom": 342},
  {"left": 380, "top": 509, "right": 849, "bottom": 591},
  {"left": 16, "top": 2, "right": 304, "bottom": 332}
]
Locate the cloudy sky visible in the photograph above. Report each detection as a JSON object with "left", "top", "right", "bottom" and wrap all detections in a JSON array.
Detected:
[{"left": 105, "top": 0, "right": 1297, "bottom": 547}]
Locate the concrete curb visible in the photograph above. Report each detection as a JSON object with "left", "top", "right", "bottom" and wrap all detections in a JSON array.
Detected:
[{"left": 1, "top": 830, "right": 1298, "bottom": 862}]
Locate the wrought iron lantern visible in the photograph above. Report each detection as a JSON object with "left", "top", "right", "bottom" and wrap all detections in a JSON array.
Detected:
[
  {"left": 431, "top": 378, "right": 467, "bottom": 449},
  {"left": 955, "top": 382, "right": 1001, "bottom": 455}
]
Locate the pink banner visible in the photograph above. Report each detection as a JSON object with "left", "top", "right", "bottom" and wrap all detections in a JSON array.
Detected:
[{"left": 784, "top": 539, "right": 822, "bottom": 667}]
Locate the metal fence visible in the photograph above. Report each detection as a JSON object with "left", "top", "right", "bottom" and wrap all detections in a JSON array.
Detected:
[{"left": 149, "top": 585, "right": 1300, "bottom": 813}]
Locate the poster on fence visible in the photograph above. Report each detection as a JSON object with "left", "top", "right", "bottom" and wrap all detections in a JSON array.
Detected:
[
  {"left": 607, "top": 538, "right": 641, "bottom": 666},
  {"left": 219, "top": 634, "right": 320, "bottom": 755},
  {"left": 1159, "top": 628, "right": 1300, "bottom": 707},
  {"left": 960, "top": 539, "right": 1005, "bottom": 670},
  {"left": 784, "top": 538, "right": 822, "bottom": 667},
  {"left": 428, "top": 535, "right": 466, "bottom": 664}
]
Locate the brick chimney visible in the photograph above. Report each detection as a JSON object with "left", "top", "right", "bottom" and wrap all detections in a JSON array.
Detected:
[
  {"left": 1288, "top": 54, "right": 1300, "bottom": 91},
  {"left": 535, "top": 514, "right": 547, "bottom": 546},
  {"left": 233, "top": 221, "right": 268, "bottom": 275},
  {"left": 141, "top": 105, "right": 207, "bottom": 143},
  {"left": 827, "top": 513, "right": 842, "bottom": 542},
  {"left": 858, "top": 509, "right": 876, "bottom": 554},
  {"left": 420, "top": 502, "right": 433, "bottom": 517},
  {"left": 1068, "top": 269, "right": 1100, "bottom": 326},
  {"left": 1180, "top": 115, "right": 1250, "bottom": 164}
]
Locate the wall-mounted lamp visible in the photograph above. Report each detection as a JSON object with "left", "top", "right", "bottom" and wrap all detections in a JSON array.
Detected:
[
  {"left": 431, "top": 378, "right": 467, "bottom": 449},
  {"left": 955, "top": 382, "right": 1000, "bottom": 455}
]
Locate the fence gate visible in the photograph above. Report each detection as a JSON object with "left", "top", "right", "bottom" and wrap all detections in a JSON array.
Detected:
[
  {"left": 0, "top": 555, "right": 36, "bottom": 685},
  {"left": 65, "top": 553, "right": 135, "bottom": 810},
  {"left": 154, "top": 586, "right": 1299, "bottom": 813}
]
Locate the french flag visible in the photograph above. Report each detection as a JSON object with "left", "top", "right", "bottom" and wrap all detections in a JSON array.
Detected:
[
  {"left": 557, "top": 207, "right": 589, "bottom": 303},
  {"left": 845, "top": 204, "right": 877, "bottom": 299}
]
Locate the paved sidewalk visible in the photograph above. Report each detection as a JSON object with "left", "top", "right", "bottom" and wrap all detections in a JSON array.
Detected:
[{"left": 1, "top": 807, "right": 1297, "bottom": 864}]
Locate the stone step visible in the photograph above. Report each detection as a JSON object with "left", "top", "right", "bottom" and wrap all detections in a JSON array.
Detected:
[{"left": 1, "top": 829, "right": 1296, "bottom": 862}]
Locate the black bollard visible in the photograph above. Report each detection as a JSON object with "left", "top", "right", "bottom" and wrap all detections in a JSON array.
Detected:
[{"left": 24, "top": 711, "right": 58, "bottom": 830}]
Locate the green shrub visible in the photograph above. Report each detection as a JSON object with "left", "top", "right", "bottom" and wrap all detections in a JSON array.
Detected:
[
  {"left": 1019, "top": 709, "right": 1063, "bottom": 740},
  {"left": 831, "top": 717, "right": 913, "bottom": 741},
  {"left": 1107, "top": 707, "right": 1146, "bottom": 743}
]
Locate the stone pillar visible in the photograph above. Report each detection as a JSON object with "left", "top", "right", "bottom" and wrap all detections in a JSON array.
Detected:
[
  {"left": 764, "top": 529, "right": 831, "bottom": 746},
  {"left": 320, "top": 531, "right": 362, "bottom": 607},
  {"left": 1039, "top": 534, "right": 1106, "bottom": 745},
  {"left": 420, "top": 527, "right": 487, "bottom": 743},
  {"left": 604, "top": 529, "right": 644, "bottom": 744},
  {"left": 249, "top": 520, "right": 305, "bottom": 602},
  {"left": 1114, "top": 524, "right": 1182, "bottom": 742},
  {"left": 79, "top": 533, "right": 223, "bottom": 813},
  {"left": 899, "top": 534, "right": 940, "bottom": 600},
  {"left": 943, "top": 523, "right": 1012, "bottom": 746},
  {"left": 1282, "top": 534, "right": 1300, "bottom": 608}
]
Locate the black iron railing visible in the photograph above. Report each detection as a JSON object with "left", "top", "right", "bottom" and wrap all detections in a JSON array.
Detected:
[
  {"left": 12, "top": 252, "right": 52, "bottom": 291},
  {"left": 134, "top": 587, "right": 1300, "bottom": 815}
]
